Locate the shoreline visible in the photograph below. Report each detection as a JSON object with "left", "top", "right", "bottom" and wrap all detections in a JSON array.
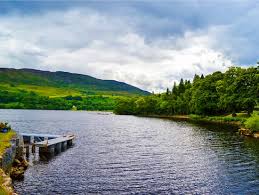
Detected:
[
  {"left": 0, "top": 108, "right": 113, "bottom": 113},
  {"left": 0, "top": 131, "right": 17, "bottom": 195},
  {"left": 139, "top": 114, "right": 259, "bottom": 139},
  {"left": 0, "top": 129, "right": 27, "bottom": 195},
  {"left": 146, "top": 114, "right": 241, "bottom": 126},
  {"left": 0, "top": 169, "right": 14, "bottom": 195}
]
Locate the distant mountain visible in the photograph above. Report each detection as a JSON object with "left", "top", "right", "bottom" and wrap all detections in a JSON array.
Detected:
[{"left": 0, "top": 68, "right": 150, "bottom": 96}]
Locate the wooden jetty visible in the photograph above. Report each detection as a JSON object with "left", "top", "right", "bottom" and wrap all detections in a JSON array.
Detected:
[{"left": 20, "top": 133, "right": 75, "bottom": 156}]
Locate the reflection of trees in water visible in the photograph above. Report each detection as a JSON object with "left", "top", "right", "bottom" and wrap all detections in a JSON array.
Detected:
[
  {"left": 189, "top": 122, "right": 259, "bottom": 192},
  {"left": 242, "top": 138, "right": 259, "bottom": 163},
  {"left": 193, "top": 121, "right": 259, "bottom": 165}
]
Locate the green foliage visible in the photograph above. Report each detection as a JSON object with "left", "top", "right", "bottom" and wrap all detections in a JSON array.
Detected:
[
  {"left": 245, "top": 113, "right": 259, "bottom": 132},
  {"left": 217, "top": 67, "right": 259, "bottom": 116},
  {"left": 189, "top": 114, "right": 245, "bottom": 123},
  {"left": 0, "top": 89, "right": 117, "bottom": 111},
  {"left": 114, "top": 97, "right": 137, "bottom": 115},
  {"left": 0, "top": 130, "right": 16, "bottom": 154},
  {"left": 114, "top": 66, "right": 259, "bottom": 119},
  {"left": 0, "top": 128, "right": 16, "bottom": 195}
]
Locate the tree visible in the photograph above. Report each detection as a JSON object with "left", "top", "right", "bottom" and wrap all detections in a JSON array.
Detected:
[
  {"left": 178, "top": 78, "right": 185, "bottom": 94},
  {"left": 217, "top": 67, "right": 243, "bottom": 116},
  {"left": 166, "top": 88, "right": 170, "bottom": 95},
  {"left": 114, "top": 66, "right": 258, "bottom": 117},
  {"left": 172, "top": 82, "right": 178, "bottom": 96},
  {"left": 193, "top": 74, "right": 200, "bottom": 84}
]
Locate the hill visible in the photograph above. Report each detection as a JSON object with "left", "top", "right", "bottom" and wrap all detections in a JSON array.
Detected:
[
  {"left": 0, "top": 68, "right": 149, "bottom": 111},
  {"left": 0, "top": 68, "right": 149, "bottom": 96}
]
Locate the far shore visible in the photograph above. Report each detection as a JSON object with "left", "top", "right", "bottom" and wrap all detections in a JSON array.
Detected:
[
  {"left": 0, "top": 108, "right": 113, "bottom": 113},
  {"left": 137, "top": 114, "right": 259, "bottom": 139},
  {"left": 144, "top": 114, "right": 242, "bottom": 126}
]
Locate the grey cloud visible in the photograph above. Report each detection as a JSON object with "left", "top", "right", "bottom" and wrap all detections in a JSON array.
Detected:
[{"left": 1, "top": 3, "right": 256, "bottom": 91}]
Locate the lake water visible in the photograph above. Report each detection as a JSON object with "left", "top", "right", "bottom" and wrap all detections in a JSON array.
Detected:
[{"left": 0, "top": 109, "right": 259, "bottom": 194}]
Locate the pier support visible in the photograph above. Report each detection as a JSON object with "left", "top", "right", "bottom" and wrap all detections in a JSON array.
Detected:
[
  {"left": 31, "top": 145, "right": 35, "bottom": 154},
  {"left": 31, "top": 136, "right": 34, "bottom": 144},
  {"left": 21, "top": 133, "right": 75, "bottom": 159},
  {"left": 25, "top": 145, "right": 30, "bottom": 158},
  {"left": 55, "top": 143, "right": 62, "bottom": 154},
  {"left": 61, "top": 141, "right": 67, "bottom": 151},
  {"left": 39, "top": 145, "right": 55, "bottom": 157},
  {"left": 67, "top": 140, "right": 73, "bottom": 147}
]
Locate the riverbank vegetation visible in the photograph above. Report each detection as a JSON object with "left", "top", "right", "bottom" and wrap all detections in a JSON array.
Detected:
[
  {"left": 0, "top": 130, "right": 16, "bottom": 155},
  {"left": 0, "top": 169, "right": 8, "bottom": 194},
  {"left": 245, "top": 113, "right": 259, "bottom": 132},
  {"left": 114, "top": 66, "right": 259, "bottom": 130},
  {"left": 0, "top": 168, "right": 12, "bottom": 195},
  {"left": 0, "top": 124, "right": 16, "bottom": 195}
]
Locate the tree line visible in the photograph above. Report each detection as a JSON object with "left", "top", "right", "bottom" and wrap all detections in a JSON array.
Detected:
[{"left": 114, "top": 66, "right": 259, "bottom": 116}]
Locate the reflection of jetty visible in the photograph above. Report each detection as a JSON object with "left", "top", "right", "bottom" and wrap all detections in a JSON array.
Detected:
[{"left": 20, "top": 133, "right": 75, "bottom": 157}]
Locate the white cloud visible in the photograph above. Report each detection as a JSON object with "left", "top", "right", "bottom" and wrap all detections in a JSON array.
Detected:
[{"left": 0, "top": 8, "right": 234, "bottom": 92}]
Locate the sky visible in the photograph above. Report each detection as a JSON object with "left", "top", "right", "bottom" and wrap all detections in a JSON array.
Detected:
[{"left": 0, "top": 1, "right": 258, "bottom": 92}]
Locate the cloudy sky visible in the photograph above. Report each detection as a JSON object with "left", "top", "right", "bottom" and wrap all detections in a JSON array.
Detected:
[{"left": 0, "top": 1, "right": 258, "bottom": 92}]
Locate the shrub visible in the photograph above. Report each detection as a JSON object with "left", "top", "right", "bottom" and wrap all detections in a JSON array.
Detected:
[{"left": 245, "top": 113, "right": 259, "bottom": 132}]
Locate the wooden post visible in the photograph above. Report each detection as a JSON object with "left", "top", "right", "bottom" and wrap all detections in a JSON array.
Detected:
[
  {"left": 25, "top": 145, "right": 30, "bottom": 158},
  {"left": 61, "top": 141, "right": 67, "bottom": 151},
  {"left": 30, "top": 136, "right": 34, "bottom": 144},
  {"left": 55, "top": 143, "right": 62, "bottom": 154},
  {"left": 32, "top": 143, "right": 36, "bottom": 154},
  {"left": 39, "top": 145, "right": 55, "bottom": 158},
  {"left": 67, "top": 140, "right": 73, "bottom": 147}
]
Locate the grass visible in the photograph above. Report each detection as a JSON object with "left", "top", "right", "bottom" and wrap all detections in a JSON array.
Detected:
[
  {"left": 0, "top": 131, "right": 16, "bottom": 156},
  {"left": 0, "top": 83, "right": 140, "bottom": 98},
  {"left": 245, "top": 113, "right": 259, "bottom": 132},
  {"left": 0, "top": 173, "right": 6, "bottom": 195},
  {"left": 0, "top": 83, "right": 83, "bottom": 98},
  {"left": 0, "top": 131, "right": 15, "bottom": 195},
  {"left": 189, "top": 113, "right": 248, "bottom": 125},
  {"left": 0, "top": 183, "right": 6, "bottom": 195},
  {"left": 225, "top": 112, "right": 251, "bottom": 118},
  {"left": 0, "top": 168, "right": 11, "bottom": 195}
]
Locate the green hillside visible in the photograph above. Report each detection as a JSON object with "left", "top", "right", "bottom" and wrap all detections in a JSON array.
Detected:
[
  {"left": 0, "top": 68, "right": 149, "bottom": 96},
  {"left": 0, "top": 68, "right": 149, "bottom": 111}
]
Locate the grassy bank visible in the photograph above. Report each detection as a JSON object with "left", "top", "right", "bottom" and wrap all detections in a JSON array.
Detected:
[
  {"left": 0, "top": 130, "right": 16, "bottom": 194},
  {"left": 0, "top": 131, "right": 16, "bottom": 155},
  {"left": 146, "top": 111, "right": 259, "bottom": 138},
  {"left": 0, "top": 169, "right": 10, "bottom": 194},
  {"left": 189, "top": 114, "right": 246, "bottom": 126},
  {"left": 145, "top": 113, "right": 249, "bottom": 127},
  {"left": 0, "top": 174, "right": 6, "bottom": 194}
]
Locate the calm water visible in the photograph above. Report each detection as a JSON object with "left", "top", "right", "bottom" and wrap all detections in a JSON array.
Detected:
[{"left": 0, "top": 109, "right": 259, "bottom": 194}]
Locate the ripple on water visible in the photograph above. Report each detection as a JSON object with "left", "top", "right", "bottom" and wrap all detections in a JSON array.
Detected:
[{"left": 0, "top": 110, "right": 258, "bottom": 194}]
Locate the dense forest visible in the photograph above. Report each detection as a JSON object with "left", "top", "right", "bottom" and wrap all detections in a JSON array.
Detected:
[{"left": 114, "top": 66, "right": 259, "bottom": 117}]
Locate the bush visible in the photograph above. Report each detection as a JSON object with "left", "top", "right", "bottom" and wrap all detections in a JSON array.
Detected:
[{"left": 245, "top": 113, "right": 259, "bottom": 132}]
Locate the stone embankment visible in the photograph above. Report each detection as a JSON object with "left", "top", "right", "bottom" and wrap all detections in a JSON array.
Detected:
[
  {"left": 10, "top": 158, "right": 29, "bottom": 180},
  {"left": 0, "top": 135, "right": 17, "bottom": 194},
  {"left": 0, "top": 133, "right": 27, "bottom": 194},
  {"left": 0, "top": 169, "right": 15, "bottom": 195},
  {"left": 239, "top": 128, "right": 259, "bottom": 138}
]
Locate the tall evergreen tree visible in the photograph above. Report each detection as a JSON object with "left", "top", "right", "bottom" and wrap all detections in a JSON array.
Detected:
[{"left": 178, "top": 78, "right": 185, "bottom": 94}]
